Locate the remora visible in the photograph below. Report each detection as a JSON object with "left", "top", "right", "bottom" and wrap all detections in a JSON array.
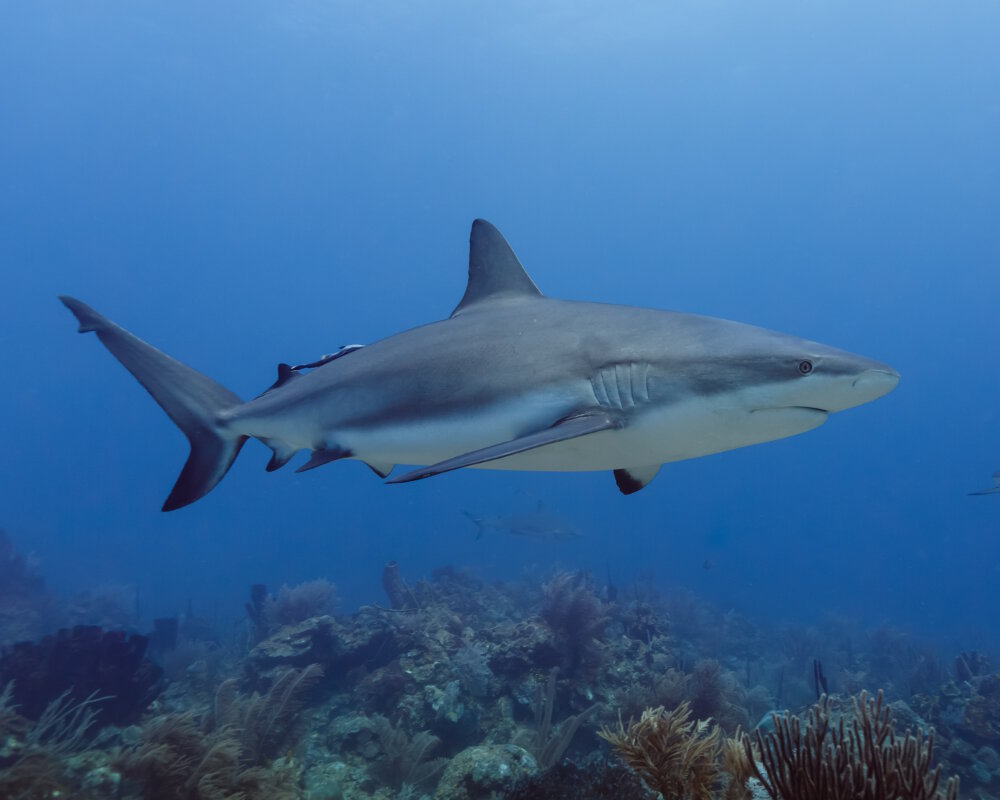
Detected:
[{"left": 60, "top": 219, "right": 899, "bottom": 510}]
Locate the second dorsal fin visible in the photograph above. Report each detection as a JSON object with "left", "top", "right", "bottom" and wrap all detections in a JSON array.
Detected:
[{"left": 451, "top": 219, "right": 542, "bottom": 317}]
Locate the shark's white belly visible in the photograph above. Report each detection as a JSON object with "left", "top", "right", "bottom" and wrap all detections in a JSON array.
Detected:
[
  {"left": 490, "top": 402, "right": 827, "bottom": 470},
  {"left": 336, "top": 389, "right": 828, "bottom": 473}
]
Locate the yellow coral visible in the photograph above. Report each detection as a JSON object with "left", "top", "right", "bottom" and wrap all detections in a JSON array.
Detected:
[{"left": 599, "top": 701, "right": 721, "bottom": 800}]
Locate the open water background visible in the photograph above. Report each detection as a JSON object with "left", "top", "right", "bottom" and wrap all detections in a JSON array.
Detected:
[{"left": 1, "top": 1, "right": 998, "bottom": 650}]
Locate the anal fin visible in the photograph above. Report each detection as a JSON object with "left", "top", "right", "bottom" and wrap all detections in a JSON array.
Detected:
[
  {"left": 613, "top": 465, "right": 661, "bottom": 495},
  {"left": 262, "top": 439, "right": 299, "bottom": 472},
  {"left": 387, "top": 411, "right": 622, "bottom": 484}
]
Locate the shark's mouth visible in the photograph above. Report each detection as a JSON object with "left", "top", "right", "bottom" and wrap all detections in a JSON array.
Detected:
[
  {"left": 751, "top": 406, "right": 829, "bottom": 415},
  {"left": 747, "top": 406, "right": 830, "bottom": 435}
]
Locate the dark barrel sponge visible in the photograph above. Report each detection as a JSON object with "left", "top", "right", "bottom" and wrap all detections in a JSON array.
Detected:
[{"left": 0, "top": 625, "right": 163, "bottom": 726}]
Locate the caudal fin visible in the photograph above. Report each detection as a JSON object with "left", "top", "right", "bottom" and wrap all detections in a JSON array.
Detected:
[
  {"left": 461, "top": 510, "right": 488, "bottom": 539},
  {"left": 60, "top": 296, "right": 247, "bottom": 511}
]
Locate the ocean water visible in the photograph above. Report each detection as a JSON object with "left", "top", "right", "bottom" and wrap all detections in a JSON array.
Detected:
[{"left": 2, "top": 0, "right": 998, "bottom": 665}]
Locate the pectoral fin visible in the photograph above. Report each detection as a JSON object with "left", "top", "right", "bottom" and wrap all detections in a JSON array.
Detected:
[
  {"left": 387, "top": 411, "right": 622, "bottom": 484},
  {"left": 613, "top": 465, "right": 661, "bottom": 495}
]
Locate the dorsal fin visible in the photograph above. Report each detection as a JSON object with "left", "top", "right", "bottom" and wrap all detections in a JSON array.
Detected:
[
  {"left": 254, "top": 363, "right": 301, "bottom": 399},
  {"left": 451, "top": 219, "right": 542, "bottom": 317}
]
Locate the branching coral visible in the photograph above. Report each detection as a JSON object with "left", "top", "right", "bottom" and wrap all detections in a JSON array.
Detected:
[
  {"left": 540, "top": 571, "right": 611, "bottom": 675},
  {"left": 0, "top": 679, "right": 26, "bottom": 735},
  {"left": 741, "top": 690, "right": 959, "bottom": 800},
  {"left": 720, "top": 732, "right": 755, "bottom": 800},
  {"left": 612, "top": 662, "right": 748, "bottom": 736},
  {"left": 515, "top": 668, "right": 596, "bottom": 770},
  {"left": 688, "top": 659, "right": 749, "bottom": 733},
  {"left": 265, "top": 579, "right": 338, "bottom": 629},
  {"left": 118, "top": 666, "right": 322, "bottom": 799},
  {"left": 451, "top": 641, "right": 494, "bottom": 698},
  {"left": 214, "top": 663, "right": 325, "bottom": 765},
  {"left": 244, "top": 580, "right": 338, "bottom": 642},
  {"left": 599, "top": 701, "right": 722, "bottom": 800},
  {"left": 0, "top": 681, "right": 103, "bottom": 799},
  {"left": 118, "top": 710, "right": 298, "bottom": 800},
  {"left": 369, "top": 714, "right": 448, "bottom": 790}
]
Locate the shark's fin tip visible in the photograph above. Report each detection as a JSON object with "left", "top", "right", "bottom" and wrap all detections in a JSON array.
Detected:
[
  {"left": 614, "top": 465, "right": 662, "bottom": 495},
  {"left": 264, "top": 441, "right": 298, "bottom": 472},
  {"left": 60, "top": 295, "right": 107, "bottom": 333},
  {"left": 162, "top": 435, "right": 249, "bottom": 511}
]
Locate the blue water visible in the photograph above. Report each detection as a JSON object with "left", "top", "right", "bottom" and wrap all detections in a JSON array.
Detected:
[{"left": 1, "top": 2, "right": 998, "bottom": 651}]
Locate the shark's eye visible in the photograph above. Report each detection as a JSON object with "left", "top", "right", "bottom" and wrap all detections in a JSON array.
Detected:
[{"left": 798, "top": 360, "right": 814, "bottom": 375}]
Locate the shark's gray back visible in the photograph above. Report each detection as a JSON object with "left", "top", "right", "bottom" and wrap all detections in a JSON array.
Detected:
[
  {"left": 237, "top": 291, "right": 815, "bottom": 432},
  {"left": 235, "top": 296, "right": 779, "bottom": 429}
]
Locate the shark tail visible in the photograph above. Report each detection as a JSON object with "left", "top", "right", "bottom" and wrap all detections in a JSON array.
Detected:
[
  {"left": 60, "top": 296, "right": 247, "bottom": 511},
  {"left": 461, "top": 510, "right": 488, "bottom": 540}
]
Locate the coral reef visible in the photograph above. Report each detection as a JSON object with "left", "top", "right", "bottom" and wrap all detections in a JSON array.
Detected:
[
  {"left": 911, "top": 658, "right": 1000, "bottom": 795},
  {"left": 504, "top": 760, "right": 648, "bottom": 800},
  {"left": 434, "top": 744, "right": 536, "bottom": 800},
  {"left": 0, "top": 559, "right": 990, "bottom": 799},
  {"left": 117, "top": 710, "right": 300, "bottom": 800},
  {"left": 743, "top": 690, "right": 958, "bottom": 800}
]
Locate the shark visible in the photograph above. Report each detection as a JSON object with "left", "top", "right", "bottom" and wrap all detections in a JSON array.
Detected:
[
  {"left": 969, "top": 470, "right": 1000, "bottom": 496},
  {"left": 60, "top": 219, "right": 899, "bottom": 511},
  {"left": 463, "top": 504, "right": 582, "bottom": 541}
]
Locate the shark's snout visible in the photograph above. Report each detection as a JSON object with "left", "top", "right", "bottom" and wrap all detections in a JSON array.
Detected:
[
  {"left": 852, "top": 367, "right": 900, "bottom": 397},
  {"left": 772, "top": 347, "right": 900, "bottom": 415},
  {"left": 825, "top": 363, "right": 899, "bottom": 412}
]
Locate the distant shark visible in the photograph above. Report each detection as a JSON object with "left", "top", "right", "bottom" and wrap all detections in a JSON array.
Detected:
[
  {"left": 969, "top": 470, "right": 1000, "bottom": 496},
  {"left": 463, "top": 504, "right": 581, "bottom": 541},
  {"left": 61, "top": 219, "right": 899, "bottom": 511}
]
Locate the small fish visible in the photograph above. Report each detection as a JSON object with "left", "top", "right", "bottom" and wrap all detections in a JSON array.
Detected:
[
  {"left": 969, "top": 469, "right": 1000, "bottom": 496},
  {"left": 463, "top": 503, "right": 581, "bottom": 541},
  {"left": 290, "top": 345, "right": 365, "bottom": 372}
]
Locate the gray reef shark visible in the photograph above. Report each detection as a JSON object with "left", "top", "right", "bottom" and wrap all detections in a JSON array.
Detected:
[
  {"left": 61, "top": 219, "right": 899, "bottom": 511},
  {"left": 463, "top": 504, "right": 581, "bottom": 541},
  {"left": 969, "top": 469, "right": 1000, "bottom": 496}
]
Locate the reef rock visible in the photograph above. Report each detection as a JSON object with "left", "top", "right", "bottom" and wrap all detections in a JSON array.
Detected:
[
  {"left": 250, "top": 615, "right": 338, "bottom": 671},
  {"left": 485, "top": 620, "right": 559, "bottom": 676},
  {"left": 434, "top": 743, "right": 537, "bottom": 800},
  {"left": 249, "top": 611, "right": 399, "bottom": 683}
]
